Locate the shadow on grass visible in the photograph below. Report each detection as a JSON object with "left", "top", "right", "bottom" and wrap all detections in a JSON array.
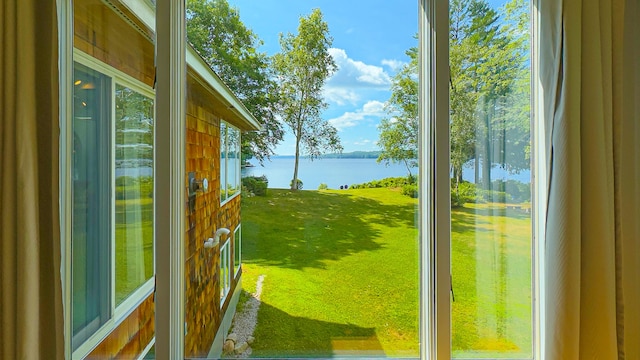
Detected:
[
  {"left": 451, "top": 204, "right": 530, "bottom": 234},
  {"left": 251, "top": 300, "right": 385, "bottom": 358},
  {"left": 457, "top": 204, "right": 531, "bottom": 220},
  {"left": 450, "top": 203, "right": 532, "bottom": 354},
  {"left": 242, "top": 189, "right": 416, "bottom": 270}
]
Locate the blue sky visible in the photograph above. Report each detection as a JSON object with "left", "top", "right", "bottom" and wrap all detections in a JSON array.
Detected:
[
  {"left": 226, "top": 0, "right": 509, "bottom": 155},
  {"left": 226, "top": 0, "right": 418, "bottom": 155}
]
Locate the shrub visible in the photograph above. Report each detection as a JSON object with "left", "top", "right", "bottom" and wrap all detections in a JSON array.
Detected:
[
  {"left": 401, "top": 184, "right": 418, "bottom": 198},
  {"left": 290, "top": 178, "right": 303, "bottom": 190},
  {"left": 351, "top": 176, "right": 416, "bottom": 189},
  {"left": 492, "top": 179, "right": 531, "bottom": 203},
  {"left": 451, "top": 180, "right": 476, "bottom": 207},
  {"left": 242, "top": 175, "right": 268, "bottom": 196},
  {"left": 115, "top": 176, "right": 137, "bottom": 187},
  {"left": 318, "top": 183, "right": 328, "bottom": 190},
  {"left": 477, "top": 189, "right": 512, "bottom": 203}
]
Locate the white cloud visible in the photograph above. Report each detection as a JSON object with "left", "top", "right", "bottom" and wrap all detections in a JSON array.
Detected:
[
  {"left": 381, "top": 59, "right": 405, "bottom": 72},
  {"left": 328, "top": 100, "right": 386, "bottom": 131},
  {"left": 327, "top": 48, "right": 391, "bottom": 87},
  {"left": 362, "top": 100, "right": 385, "bottom": 113},
  {"left": 322, "top": 87, "right": 360, "bottom": 106},
  {"left": 354, "top": 139, "right": 373, "bottom": 146}
]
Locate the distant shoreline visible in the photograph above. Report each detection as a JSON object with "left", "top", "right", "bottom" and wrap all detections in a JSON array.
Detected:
[{"left": 270, "top": 150, "right": 381, "bottom": 160}]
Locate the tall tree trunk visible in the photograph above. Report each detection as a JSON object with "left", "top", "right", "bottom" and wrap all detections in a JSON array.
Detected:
[
  {"left": 475, "top": 153, "right": 480, "bottom": 185},
  {"left": 404, "top": 160, "right": 413, "bottom": 178},
  {"left": 291, "top": 124, "right": 302, "bottom": 190},
  {"left": 482, "top": 98, "right": 492, "bottom": 191}
]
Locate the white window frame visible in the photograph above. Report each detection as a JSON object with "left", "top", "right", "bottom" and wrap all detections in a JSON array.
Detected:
[
  {"left": 151, "top": 0, "right": 544, "bottom": 359},
  {"left": 220, "top": 120, "right": 241, "bottom": 205},
  {"left": 137, "top": 337, "right": 156, "bottom": 360},
  {"left": 220, "top": 238, "right": 231, "bottom": 306},
  {"left": 69, "top": 49, "right": 156, "bottom": 360},
  {"left": 423, "top": 0, "right": 542, "bottom": 359},
  {"left": 234, "top": 224, "right": 242, "bottom": 278}
]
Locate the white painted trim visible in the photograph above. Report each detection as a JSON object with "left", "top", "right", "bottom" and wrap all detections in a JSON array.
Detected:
[
  {"left": 112, "top": 0, "right": 259, "bottom": 132},
  {"left": 137, "top": 337, "right": 156, "bottom": 360},
  {"left": 71, "top": 283, "right": 154, "bottom": 360},
  {"left": 72, "top": 317, "right": 116, "bottom": 360},
  {"left": 69, "top": 54, "right": 158, "bottom": 360},
  {"left": 418, "top": 1, "right": 434, "bottom": 358},
  {"left": 187, "top": 47, "right": 261, "bottom": 131},
  {"left": 111, "top": 73, "right": 118, "bottom": 322},
  {"left": 531, "top": 0, "right": 545, "bottom": 358},
  {"left": 73, "top": 49, "right": 154, "bottom": 97},
  {"left": 118, "top": 0, "right": 156, "bottom": 32},
  {"left": 220, "top": 122, "right": 242, "bottom": 207},
  {"left": 220, "top": 239, "right": 231, "bottom": 306},
  {"left": 234, "top": 224, "right": 241, "bottom": 278},
  {"left": 114, "top": 280, "right": 155, "bottom": 321},
  {"left": 419, "top": 0, "right": 451, "bottom": 359},
  {"left": 207, "top": 276, "right": 243, "bottom": 359}
]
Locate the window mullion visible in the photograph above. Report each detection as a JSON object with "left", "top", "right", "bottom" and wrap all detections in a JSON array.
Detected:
[
  {"left": 155, "top": 0, "right": 186, "bottom": 358},
  {"left": 419, "top": 0, "right": 451, "bottom": 359}
]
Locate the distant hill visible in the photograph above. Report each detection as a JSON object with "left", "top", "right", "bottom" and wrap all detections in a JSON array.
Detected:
[
  {"left": 274, "top": 151, "right": 381, "bottom": 159},
  {"left": 322, "top": 151, "right": 381, "bottom": 159}
]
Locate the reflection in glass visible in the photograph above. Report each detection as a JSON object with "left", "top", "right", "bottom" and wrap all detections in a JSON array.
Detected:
[
  {"left": 220, "top": 122, "right": 241, "bottom": 201},
  {"left": 220, "top": 122, "right": 227, "bottom": 202},
  {"left": 220, "top": 239, "right": 231, "bottom": 305},
  {"left": 449, "top": 0, "right": 532, "bottom": 357},
  {"left": 72, "top": 63, "right": 111, "bottom": 350},
  {"left": 234, "top": 225, "right": 241, "bottom": 277},
  {"left": 115, "top": 85, "right": 155, "bottom": 305},
  {"left": 227, "top": 126, "right": 240, "bottom": 197}
]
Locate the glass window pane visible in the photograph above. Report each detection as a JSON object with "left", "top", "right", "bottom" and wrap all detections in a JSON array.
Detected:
[
  {"left": 184, "top": 1, "right": 419, "bottom": 358},
  {"left": 115, "top": 84, "right": 155, "bottom": 305},
  {"left": 449, "top": 0, "right": 532, "bottom": 357},
  {"left": 220, "top": 122, "right": 227, "bottom": 202},
  {"left": 72, "top": 63, "right": 112, "bottom": 350},
  {"left": 234, "top": 225, "right": 241, "bottom": 277},
  {"left": 220, "top": 239, "right": 231, "bottom": 305},
  {"left": 227, "top": 126, "right": 240, "bottom": 197}
]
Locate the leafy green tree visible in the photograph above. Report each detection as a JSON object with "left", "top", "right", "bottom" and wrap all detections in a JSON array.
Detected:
[
  {"left": 449, "top": 0, "right": 529, "bottom": 190},
  {"left": 376, "top": 0, "right": 529, "bottom": 193},
  {"left": 272, "top": 9, "right": 342, "bottom": 190},
  {"left": 377, "top": 47, "right": 418, "bottom": 177},
  {"left": 186, "top": 0, "right": 283, "bottom": 164}
]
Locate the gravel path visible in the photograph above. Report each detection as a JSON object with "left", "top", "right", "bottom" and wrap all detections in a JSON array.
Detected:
[{"left": 224, "top": 274, "right": 265, "bottom": 358}]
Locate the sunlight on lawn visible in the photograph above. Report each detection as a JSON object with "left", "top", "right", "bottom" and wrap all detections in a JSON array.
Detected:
[
  {"left": 451, "top": 203, "right": 532, "bottom": 358},
  {"left": 241, "top": 188, "right": 419, "bottom": 357},
  {"left": 240, "top": 188, "right": 531, "bottom": 358}
]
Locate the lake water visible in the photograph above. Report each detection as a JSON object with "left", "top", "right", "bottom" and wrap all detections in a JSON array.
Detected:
[
  {"left": 242, "top": 157, "right": 413, "bottom": 189},
  {"left": 242, "top": 157, "right": 530, "bottom": 189}
]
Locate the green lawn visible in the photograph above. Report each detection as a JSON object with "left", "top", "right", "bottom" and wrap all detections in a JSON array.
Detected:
[
  {"left": 451, "top": 203, "right": 532, "bottom": 358},
  {"left": 241, "top": 188, "right": 420, "bottom": 357},
  {"left": 240, "top": 188, "right": 532, "bottom": 358},
  {"left": 115, "top": 197, "right": 154, "bottom": 305}
]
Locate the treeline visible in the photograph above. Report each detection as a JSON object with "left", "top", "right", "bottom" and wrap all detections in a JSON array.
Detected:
[
  {"left": 321, "top": 151, "right": 381, "bottom": 159},
  {"left": 273, "top": 151, "right": 381, "bottom": 159}
]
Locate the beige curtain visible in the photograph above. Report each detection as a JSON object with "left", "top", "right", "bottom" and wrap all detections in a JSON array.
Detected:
[
  {"left": 540, "top": 0, "right": 640, "bottom": 358},
  {"left": 0, "top": 1, "right": 64, "bottom": 359}
]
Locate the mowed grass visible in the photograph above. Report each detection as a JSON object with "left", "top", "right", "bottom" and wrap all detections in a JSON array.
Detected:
[
  {"left": 240, "top": 188, "right": 532, "bottom": 358},
  {"left": 451, "top": 203, "right": 532, "bottom": 358},
  {"left": 241, "top": 188, "right": 420, "bottom": 358}
]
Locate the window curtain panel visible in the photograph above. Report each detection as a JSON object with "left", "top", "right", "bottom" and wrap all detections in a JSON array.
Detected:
[
  {"left": 0, "top": 1, "right": 64, "bottom": 359},
  {"left": 540, "top": 0, "right": 640, "bottom": 358}
]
